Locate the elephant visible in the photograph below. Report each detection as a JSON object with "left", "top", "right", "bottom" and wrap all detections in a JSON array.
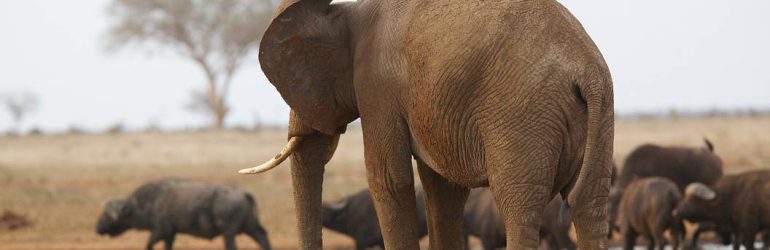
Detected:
[{"left": 240, "top": 0, "right": 614, "bottom": 249}]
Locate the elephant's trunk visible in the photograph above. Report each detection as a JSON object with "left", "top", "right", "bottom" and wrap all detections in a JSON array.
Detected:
[
  {"left": 242, "top": 111, "right": 340, "bottom": 249},
  {"left": 288, "top": 111, "right": 341, "bottom": 249},
  {"left": 288, "top": 131, "right": 339, "bottom": 249}
]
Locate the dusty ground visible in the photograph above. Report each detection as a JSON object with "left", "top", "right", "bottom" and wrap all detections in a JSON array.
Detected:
[{"left": 0, "top": 117, "right": 768, "bottom": 249}]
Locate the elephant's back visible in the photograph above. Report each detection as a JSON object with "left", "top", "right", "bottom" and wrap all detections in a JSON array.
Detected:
[
  {"left": 399, "top": 0, "right": 606, "bottom": 187},
  {"left": 402, "top": 0, "right": 606, "bottom": 126},
  {"left": 402, "top": 0, "right": 604, "bottom": 78}
]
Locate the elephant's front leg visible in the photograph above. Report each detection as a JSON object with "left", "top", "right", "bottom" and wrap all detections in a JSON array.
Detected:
[
  {"left": 416, "top": 159, "right": 470, "bottom": 250},
  {"left": 363, "top": 120, "right": 421, "bottom": 250}
]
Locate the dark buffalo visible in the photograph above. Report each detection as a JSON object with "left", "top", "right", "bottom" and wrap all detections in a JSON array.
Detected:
[
  {"left": 674, "top": 170, "right": 770, "bottom": 250},
  {"left": 0, "top": 210, "right": 31, "bottom": 230},
  {"left": 322, "top": 187, "right": 428, "bottom": 250},
  {"left": 615, "top": 139, "right": 722, "bottom": 191},
  {"left": 462, "top": 188, "right": 574, "bottom": 250},
  {"left": 96, "top": 178, "right": 271, "bottom": 250},
  {"left": 619, "top": 177, "right": 684, "bottom": 250},
  {"left": 609, "top": 139, "right": 722, "bottom": 244}
]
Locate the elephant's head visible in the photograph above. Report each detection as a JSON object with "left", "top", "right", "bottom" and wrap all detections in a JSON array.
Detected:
[{"left": 239, "top": 0, "right": 360, "bottom": 248}]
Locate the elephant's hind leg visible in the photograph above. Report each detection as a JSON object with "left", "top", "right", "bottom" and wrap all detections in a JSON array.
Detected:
[
  {"left": 490, "top": 182, "right": 550, "bottom": 250},
  {"left": 417, "top": 159, "right": 470, "bottom": 250},
  {"left": 487, "top": 148, "right": 556, "bottom": 250}
]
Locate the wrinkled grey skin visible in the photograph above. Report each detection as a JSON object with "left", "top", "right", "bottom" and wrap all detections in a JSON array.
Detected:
[
  {"left": 96, "top": 179, "right": 271, "bottom": 250},
  {"left": 322, "top": 187, "right": 428, "bottom": 250},
  {"left": 462, "top": 188, "right": 575, "bottom": 250}
]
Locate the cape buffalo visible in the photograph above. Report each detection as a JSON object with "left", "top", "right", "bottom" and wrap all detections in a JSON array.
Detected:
[{"left": 96, "top": 178, "right": 271, "bottom": 250}]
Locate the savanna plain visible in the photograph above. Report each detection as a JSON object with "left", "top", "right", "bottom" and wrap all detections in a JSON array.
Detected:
[{"left": 1, "top": 117, "right": 769, "bottom": 249}]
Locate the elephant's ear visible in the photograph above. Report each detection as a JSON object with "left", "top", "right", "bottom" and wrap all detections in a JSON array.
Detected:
[{"left": 260, "top": 0, "right": 349, "bottom": 135}]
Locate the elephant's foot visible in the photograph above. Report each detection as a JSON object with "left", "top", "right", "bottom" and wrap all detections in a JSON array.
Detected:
[
  {"left": 504, "top": 225, "right": 541, "bottom": 250},
  {"left": 572, "top": 208, "right": 609, "bottom": 250}
]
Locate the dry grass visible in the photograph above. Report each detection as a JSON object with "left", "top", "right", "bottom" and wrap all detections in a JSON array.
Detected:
[
  {"left": 0, "top": 117, "right": 768, "bottom": 249},
  {"left": 614, "top": 116, "right": 770, "bottom": 172}
]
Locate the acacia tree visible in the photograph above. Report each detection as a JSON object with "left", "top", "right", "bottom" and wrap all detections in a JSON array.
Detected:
[
  {"left": 1, "top": 92, "right": 39, "bottom": 133},
  {"left": 106, "top": 0, "right": 273, "bottom": 129}
]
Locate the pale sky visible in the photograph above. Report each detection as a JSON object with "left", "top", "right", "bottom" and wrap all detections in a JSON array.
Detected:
[{"left": 1, "top": 0, "right": 768, "bottom": 132}]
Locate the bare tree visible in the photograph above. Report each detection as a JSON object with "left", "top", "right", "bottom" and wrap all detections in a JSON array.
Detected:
[
  {"left": 105, "top": 0, "right": 273, "bottom": 129},
  {"left": 1, "top": 92, "right": 39, "bottom": 133}
]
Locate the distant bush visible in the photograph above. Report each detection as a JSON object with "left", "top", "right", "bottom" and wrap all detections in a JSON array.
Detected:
[
  {"left": 66, "top": 126, "right": 85, "bottom": 135},
  {"left": 27, "top": 127, "right": 44, "bottom": 136},
  {"left": 3, "top": 130, "right": 19, "bottom": 137},
  {"left": 106, "top": 123, "right": 125, "bottom": 134}
]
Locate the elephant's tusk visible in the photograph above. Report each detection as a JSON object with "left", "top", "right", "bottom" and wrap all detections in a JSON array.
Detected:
[{"left": 239, "top": 136, "right": 303, "bottom": 174}]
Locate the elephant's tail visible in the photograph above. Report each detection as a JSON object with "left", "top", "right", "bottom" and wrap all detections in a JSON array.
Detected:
[{"left": 566, "top": 69, "right": 614, "bottom": 212}]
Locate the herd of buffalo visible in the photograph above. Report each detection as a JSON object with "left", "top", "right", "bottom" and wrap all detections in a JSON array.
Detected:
[{"left": 97, "top": 139, "right": 770, "bottom": 250}]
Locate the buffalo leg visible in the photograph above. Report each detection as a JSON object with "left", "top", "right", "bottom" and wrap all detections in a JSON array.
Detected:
[
  {"left": 481, "top": 236, "right": 498, "bottom": 250},
  {"left": 689, "top": 226, "right": 703, "bottom": 248},
  {"left": 224, "top": 232, "right": 237, "bottom": 250},
  {"left": 653, "top": 224, "right": 666, "bottom": 250},
  {"left": 246, "top": 223, "right": 272, "bottom": 250},
  {"left": 354, "top": 242, "right": 368, "bottom": 250},
  {"left": 690, "top": 222, "right": 715, "bottom": 248},
  {"left": 463, "top": 230, "right": 471, "bottom": 250},
  {"left": 762, "top": 231, "right": 770, "bottom": 250},
  {"left": 734, "top": 232, "right": 744, "bottom": 250},
  {"left": 554, "top": 228, "right": 577, "bottom": 250},
  {"left": 647, "top": 236, "right": 655, "bottom": 250},
  {"left": 671, "top": 221, "right": 684, "bottom": 250},
  {"left": 622, "top": 226, "right": 637, "bottom": 250},
  {"left": 163, "top": 233, "right": 175, "bottom": 250},
  {"left": 743, "top": 230, "right": 758, "bottom": 250},
  {"left": 417, "top": 159, "right": 470, "bottom": 250},
  {"left": 146, "top": 232, "right": 163, "bottom": 250},
  {"left": 544, "top": 234, "right": 559, "bottom": 250}
]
